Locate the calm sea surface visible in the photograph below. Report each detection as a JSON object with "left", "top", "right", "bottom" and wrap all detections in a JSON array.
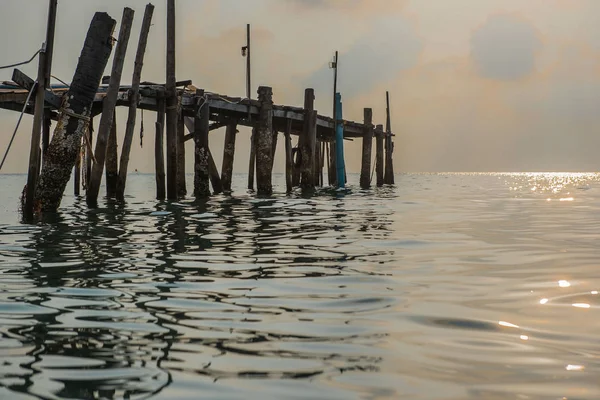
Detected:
[{"left": 0, "top": 172, "right": 599, "bottom": 399}]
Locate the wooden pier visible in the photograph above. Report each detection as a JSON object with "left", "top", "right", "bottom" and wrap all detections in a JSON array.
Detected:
[{"left": 0, "top": 2, "right": 396, "bottom": 217}]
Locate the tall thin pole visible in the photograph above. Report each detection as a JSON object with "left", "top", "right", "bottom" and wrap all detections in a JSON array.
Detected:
[
  {"left": 24, "top": 0, "right": 57, "bottom": 219},
  {"left": 332, "top": 51, "right": 338, "bottom": 126},
  {"left": 246, "top": 23, "right": 251, "bottom": 121}
]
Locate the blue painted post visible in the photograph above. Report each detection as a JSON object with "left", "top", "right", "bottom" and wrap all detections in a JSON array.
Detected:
[{"left": 335, "top": 92, "right": 346, "bottom": 188}]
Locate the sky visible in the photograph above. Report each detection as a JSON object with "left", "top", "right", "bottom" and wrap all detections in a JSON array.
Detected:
[{"left": 1, "top": 0, "right": 600, "bottom": 174}]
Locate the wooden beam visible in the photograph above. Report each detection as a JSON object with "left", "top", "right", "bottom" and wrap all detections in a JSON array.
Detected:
[
  {"left": 87, "top": 7, "right": 135, "bottom": 206},
  {"left": 194, "top": 91, "right": 210, "bottom": 197},
  {"left": 384, "top": 91, "right": 395, "bottom": 184},
  {"left": 155, "top": 97, "right": 166, "bottom": 199},
  {"left": 177, "top": 108, "right": 186, "bottom": 196},
  {"left": 208, "top": 148, "right": 223, "bottom": 195},
  {"left": 116, "top": 3, "right": 154, "bottom": 200},
  {"left": 165, "top": 0, "right": 178, "bottom": 199},
  {"left": 105, "top": 110, "right": 118, "bottom": 197},
  {"left": 255, "top": 86, "right": 274, "bottom": 196},
  {"left": 34, "top": 12, "right": 115, "bottom": 213},
  {"left": 300, "top": 88, "right": 316, "bottom": 190},
  {"left": 284, "top": 119, "right": 293, "bottom": 193},
  {"left": 221, "top": 122, "right": 237, "bottom": 192},
  {"left": 359, "top": 108, "right": 373, "bottom": 189}
]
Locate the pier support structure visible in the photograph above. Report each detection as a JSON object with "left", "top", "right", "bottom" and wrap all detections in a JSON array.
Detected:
[
  {"left": 359, "top": 108, "right": 373, "bottom": 189},
  {"left": 255, "top": 86, "right": 274, "bottom": 196}
]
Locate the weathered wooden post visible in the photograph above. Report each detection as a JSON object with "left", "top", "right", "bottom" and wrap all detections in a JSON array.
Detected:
[
  {"left": 194, "top": 91, "right": 210, "bottom": 198},
  {"left": 292, "top": 138, "right": 301, "bottom": 187},
  {"left": 313, "top": 140, "right": 321, "bottom": 186},
  {"left": 221, "top": 122, "right": 237, "bottom": 192},
  {"left": 248, "top": 128, "right": 256, "bottom": 190},
  {"left": 300, "top": 88, "right": 316, "bottom": 189},
  {"left": 177, "top": 109, "right": 187, "bottom": 196},
  {"left": 271, "top": 130, "right": 278, "bottom": 170},
  {"left": 166, "top": 0, "right": 178, "bottom": 199},
  {"left": 74, "top": 143, "right": 82, "bottom": 196},
  {"left": 284, "top": 119, "right": 293, "bottom": 193},
  {"left": 84, "top": 119, "right": 94, "bottom": 190},
  {"left": 24, "top": 0, "right": 58, "bottom": 218},
  {"left": 384, "top": 91, "right": 395, "bottom": 184},
  {"left": 155, "top": 94, "right": 166, "bottom": 199},
  {"left": 255, "top": 86, "right": 274, "bottom": 196},
  {"left": 208, "top": 150, "right": 223, "bottom": 194},
  {"left": 116, "top": 3, "right": 154, "bottom": 200},
  {"left": 33, "top": 13, "right": 116, "bottom": 213},
  {"left": 359, "top": 108, "right": 373, "bottom": 189},
  {"left": 105, "top": 112, "right": 118, "bottom": 197},
  {"left": 87, "top": 7, "right": 134, "bottom": 206},
  {"left": 375, "top": 124, "right": 384, "bottom": 187}
]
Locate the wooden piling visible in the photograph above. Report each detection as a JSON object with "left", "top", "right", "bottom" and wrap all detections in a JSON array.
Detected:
[
  {"left": 116, "top": 3, "right": 154, "bottom": 200},
  {"left": 208, "top": 149, "right": 223, "bottom": 195},
  {"left": 86, "top": 8, "right": 134, "bottom": 206},
  {"left": 33, "top": 12, "right": 116, "bottom": 213},
  {"left": 84, "top": 118, "right": 94, "bottom": 190},
  {"left": 313, "top": 139, "right": 321, "bottom": 186},
  {"left": 194, "top": 92, "right": 210, "bottom": 198},
  {"left": 105, "top": 111, "right": 118, "bottom": 197},
  {"left": 177, "top": 109, "right": 187, "bottom": 196},
  {"left": 166, "top": 0, "right": 178, "bottom": 199},
  {"left": 384, "top": 91, "right": 395, "bottom": 184},
  {"left": 24, "top": 0, "right": 58, "bottom": 218},
  {"left": 74, "top": 140, "right": 81, "bottom": 196},
  {"left": 221, "top": 122, "right": 237, "bottom": 192},
  {"left": 359, "top": 108, "right": 374, "bottom": 189},
  {"left": 300, "top": 88, "right": 316, "bottom": 189},
  {"left": 292, "top": 138, "right": 301, "bottom": 187},
  {"left": 155, "top": 95, "right": 166, "bottom": 199},
  {"left": 255, "top": 86, "right": 274, "bottom": 196},
  {"left": 284, "top": 119, "right": 293, "bottom": 193},
  {"left": 248, "top": 128, "right": 256, "bottom": 190},
  {"left": 328, "top": 142, "right": 336, "bottom": 186},
  {"left": 375, "top": 124, "right": 384, "bottom": 187}
]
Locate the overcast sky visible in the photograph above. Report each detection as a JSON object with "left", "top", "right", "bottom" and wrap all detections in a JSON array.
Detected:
[{"left": 1, "top": 0, "right": 599, "bottom": 174}]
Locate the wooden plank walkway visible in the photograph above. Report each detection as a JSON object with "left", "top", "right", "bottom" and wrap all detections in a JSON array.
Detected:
[{"left": 0, "top": 82, "right": 387, "bottom": 141}]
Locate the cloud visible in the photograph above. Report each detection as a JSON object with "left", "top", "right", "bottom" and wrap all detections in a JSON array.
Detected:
[
  {"left": 470, "top": 14, "right": 542, "bottom": 81},
  {"left": 282, "top": 0, "right": 407, "bottom": 15},
  {"left": 301, "top": 16, "right": 422, "bottom": 100}
]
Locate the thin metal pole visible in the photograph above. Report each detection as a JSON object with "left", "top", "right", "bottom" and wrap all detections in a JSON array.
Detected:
[
  {"left": 246, "top": 23, "right": 251, "bottom": 121},
  {"left": 332, "top": 51, "right": 338, "bottom": 124}
]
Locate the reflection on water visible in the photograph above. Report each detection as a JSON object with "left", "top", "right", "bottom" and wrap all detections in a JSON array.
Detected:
[{"left": 0, "top": 173, "right": 599, "bottom": 399}]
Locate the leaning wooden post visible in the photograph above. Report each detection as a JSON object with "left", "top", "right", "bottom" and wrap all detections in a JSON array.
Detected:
[
  {"left": 300, "top": 88, "right": 316, "bottom": 189},
  {"left": 116, "top": 3, "right": 154, "bottom": 200},
  {"left": 255, "top": 86, "right": 274, "bottom": 195},
  {"left": 105, "top": 111, "right": 118, "bottom": 197},
  {"left": 33, "top": 13, "right": 116, "bottom": 213},
  {"left": 194, "top": 91, "right": 210, "bottom": 198},
  {"left": 166, "top": 0, "right": 178, "bottom": 199},
  {"left": 375, "top": 124, "right": 384, "bottom": 187},
  {"left": 248, "top": 128, "right": 256, "bottom": 190},
  {"left": 292, "top": 137, "right": 301, "bottom": 187},
  {"left": 384, "top": 91, "right": 395, "bottom": 184},
  {"left": 177, "top": 108, "right": 187, "bottom": 196},
  {"left": 155, "top": 93, "right": 166, "bottom": 199},
  {"left": 221, "top": 122, "right": 237, "bottom": 192},
  {"left": 359, "top": 108, "right": 374, "bottom": 189},
  {"left": 24, "top": 0, "right": 58, "bottom": 218},
  {"left": 208, "top": 149, "right": 223, "bottom": 195},
  {"left": 86, "top": 7, "right": 135, "bottom": 206},
  {"left": 284, "top": 119, "right": 293, "bottom": 193}
]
